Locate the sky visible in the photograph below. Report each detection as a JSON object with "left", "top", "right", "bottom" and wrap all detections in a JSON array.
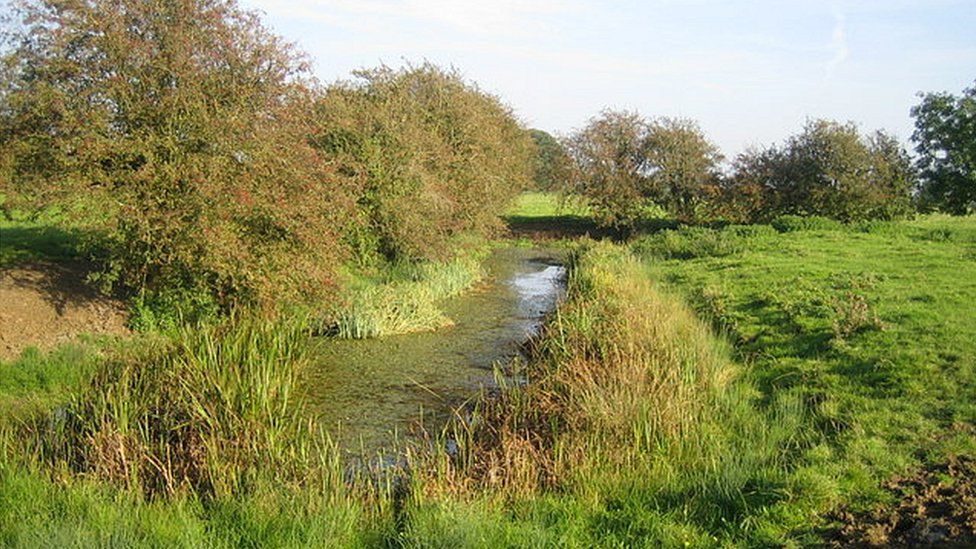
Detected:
[{"left": 241, "top": 0, "right": 975, "bottom": 157}]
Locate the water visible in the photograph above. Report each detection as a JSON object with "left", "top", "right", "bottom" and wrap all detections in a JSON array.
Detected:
[{"left": 305, "top": 247, "right": 565, "bottom": 456}]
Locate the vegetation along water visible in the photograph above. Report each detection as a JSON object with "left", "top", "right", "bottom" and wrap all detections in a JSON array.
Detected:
[{"left": 1, "top": 0, "right": 975, "bottom": 546}]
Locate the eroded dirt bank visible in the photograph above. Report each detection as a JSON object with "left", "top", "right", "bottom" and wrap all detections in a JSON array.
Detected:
[{"left": 0, "top": 261, "right": 128, "bottom": 360}]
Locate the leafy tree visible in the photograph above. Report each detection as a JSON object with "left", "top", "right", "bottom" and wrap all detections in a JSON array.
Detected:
[
  {"left": 0, "top": 0, "right": 356, "bottom": 308},
  {"left": 565, "top": 110, "right": 651, "bottom": 228},
  {"left": 911, "top": 81, "right": 976, "bottom": 214},
  {"left": 643, "top": 117, "right": 723, "bottom": 221},
  {"left": 727, "top": 120, "right": 915, "bottom": 222},
  {"left": 566, "top": 111, "right": 723, "bottom": 227},
  {"left": 528, "top": 129, "right": 572, "bottom": 192},
  {"left": 313, "top": 64, "right": 534, "bottom": 263}
]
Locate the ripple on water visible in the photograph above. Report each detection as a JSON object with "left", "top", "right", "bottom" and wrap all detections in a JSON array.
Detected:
[{"left": 305, "top": 247, "right": 566, "bottom": 456}]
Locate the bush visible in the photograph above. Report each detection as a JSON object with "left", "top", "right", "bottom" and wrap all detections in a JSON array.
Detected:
[
  {"left": 26, "top": 315, "right": 324, "bottom": 498},
  {"left": 0, "top": 0, "right": 357, "bottom": 310},
  {"left": 632, "top": 227, "right": 745, "bottom": 260},
  {"left": 772, "top": 215, "right": 844, "bottom": 233},
  {"left": 565, "top": 111, "right": 722, "bottom": 228},
  {"left": 727, "top": 120, "right": 917, "bottom": 222},
  {"left": 313, "top": 64, "right": 534, "bottom": 263}
]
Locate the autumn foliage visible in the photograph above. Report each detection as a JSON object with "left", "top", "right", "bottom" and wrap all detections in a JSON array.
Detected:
[{"left": 0, "top": 1, "right": 534, "bottom": 308}]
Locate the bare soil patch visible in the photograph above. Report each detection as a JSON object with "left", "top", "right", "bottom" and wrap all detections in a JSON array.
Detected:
[
  {"left": 825, "top": 455, "right": 976, "bottom": 547},
  {"left": 0, "top": 261, "right": 128, "bottom": 360}
]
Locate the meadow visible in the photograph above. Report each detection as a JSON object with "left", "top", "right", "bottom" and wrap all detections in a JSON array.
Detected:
[
  {"left": 1, "top": 1, "right": 974, "bottom": 545},
  {"left": 2, "top": 195, "right": 974, "bottom": 546}
]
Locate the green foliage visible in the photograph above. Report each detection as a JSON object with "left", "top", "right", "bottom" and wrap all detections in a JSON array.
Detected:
[
  {"left": 0, "top": 0, "right": 355, "bottom": 309},
  {"left": 566, "top": 110, "right": 722, "bottom": 228},
  {"left": 528, "top": 129, "right": 573, "bottom": 192},
  {"left": 23, "top": 315, "right": 328, "bottom": 499},
  {"left": 632, "top": 226, "right": 747, "bottom": 259},
  {"left": 565, "top": 110, "right": 653, "bottom": 228},
  {"left": 727, "top": 120, "right": 917, "bottom": 222},
  {"left": 643, "top": 117, "right": 724, "bottom": 221},
  {"left": 912, "top": 80, "right": 976, "bottom": 214},
  {"left": 0, "top": 344, "right": 99, "bottom": 402},
  {"left": 313, "top": 64, "right": 534, "bottom": 263},
  {"left": 331, "top": 255, "right": 484, "bottom": 338},
  {"left": 771, "top": 214, "right": 844, "bottom": 232},
  {"left": 128, "top": 286, "right": 221, "bottom": 333}
]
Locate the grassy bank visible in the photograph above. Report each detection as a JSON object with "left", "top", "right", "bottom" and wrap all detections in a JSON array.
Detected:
[
  {"left": 632, "top": 214, "right": 976, "bottom": 542},
  {"left": 3, "top": 198, "right": 975, "bottom": 546},
  {"left": 331, "top": 253, "right": 486, "bottom": 339}
]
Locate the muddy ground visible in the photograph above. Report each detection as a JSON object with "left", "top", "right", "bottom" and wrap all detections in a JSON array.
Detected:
[
  {"left": 825, "top": 454, "right": 976, "bottom": 547},
  {"left": 0, "top": 261, "right": 128, "bottom": 360}
]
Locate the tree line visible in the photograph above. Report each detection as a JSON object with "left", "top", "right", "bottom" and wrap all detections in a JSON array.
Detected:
[
  {"left": 1, "top": 0, "right": 972, "bottom": 314},
  {"left": 0, "top": 0, "right": 534, "bottom": 312},
  {"left": 535, "top": 82, "right": 975, "bottom": 228}
]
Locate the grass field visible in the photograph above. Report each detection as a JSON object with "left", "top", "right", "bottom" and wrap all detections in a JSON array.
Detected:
[{"left": 2, "top": 194, "right": 975, "bottom": 546}]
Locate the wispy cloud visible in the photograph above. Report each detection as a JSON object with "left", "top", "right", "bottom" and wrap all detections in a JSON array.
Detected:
[
  {"left": 251, "top": 0, "right": 584, "bottom": 38},
  {"left": 825, "top": 5, "right": 849, "bottom": 79}
]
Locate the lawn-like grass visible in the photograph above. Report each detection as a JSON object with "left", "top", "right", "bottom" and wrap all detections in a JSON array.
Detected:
[{"left": 634, "top": 215, "right": 976, "bottom": 522}]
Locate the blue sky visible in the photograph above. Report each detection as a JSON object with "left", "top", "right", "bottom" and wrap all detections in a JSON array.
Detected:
[{"left": 242, "top": 0, "right": 975, "bottom": 157}]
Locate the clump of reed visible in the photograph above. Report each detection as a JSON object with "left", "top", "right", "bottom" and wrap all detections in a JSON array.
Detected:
[
  {"left": 19, "top": 314, "right": 343, "bottom": 499},
  {"left": 332, "top": 256, "right": 483, "bottom": 339}
]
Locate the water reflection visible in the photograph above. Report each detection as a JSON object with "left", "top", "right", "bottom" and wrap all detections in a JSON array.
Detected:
[{"left": 305, "top": 248, "right": 565, "bottom": 455}]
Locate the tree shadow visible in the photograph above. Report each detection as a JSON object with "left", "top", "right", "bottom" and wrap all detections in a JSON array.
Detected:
[
  {"left": 0, "top": 224, "right": 110, "bottom": 313},
  {"left": 504, "top": 214, "right": 612, "bottom": 240},
  {"left": 0, "top": 225, "right": 83, "bottom": 266}
]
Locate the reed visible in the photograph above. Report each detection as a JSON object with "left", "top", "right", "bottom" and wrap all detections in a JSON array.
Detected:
[
  {"left": 18, "top": 314, "right": 341, "bottom": 499},
  {"left": 332, "top": 256, "right": 483, "bottom": 339}
]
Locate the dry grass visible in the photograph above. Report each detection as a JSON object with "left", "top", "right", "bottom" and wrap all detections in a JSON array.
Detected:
[{"left": 418, "top": 242, "right": 738, "bottom": 499}]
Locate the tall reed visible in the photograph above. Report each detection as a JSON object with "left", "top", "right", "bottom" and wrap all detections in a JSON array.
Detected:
[{"left": 23, "top": 314, "right": 340, "bottom": 499}]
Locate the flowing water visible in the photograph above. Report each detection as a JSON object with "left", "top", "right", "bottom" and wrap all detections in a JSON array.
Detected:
[{"left": 305, "top": 247, "right": 566, "bottom": 456}]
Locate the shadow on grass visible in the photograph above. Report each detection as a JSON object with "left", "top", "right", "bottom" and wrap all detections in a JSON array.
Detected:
[
  {"left": 0, "top": 224, "right": 112, "bottom": 313},
  {"left": 0, "top": 224, "right": 83, "bottom": 266},
  {"left": 505, "top": 215, "right": 683, "bottom": 241}
]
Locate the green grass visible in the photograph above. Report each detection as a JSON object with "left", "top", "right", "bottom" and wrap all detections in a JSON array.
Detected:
[
  {"left": 633, "top": 214, "right": 976, "bottom": 523},
  {"left": 3, "top": 205, "right": 975, "bottom": 546},
  {"left": 504, "top": 192, "right": 592, "bottom": 219},
  {"left": 331, "top": 253, "right": 486, "bottom": 339},
  {"left": 0, "top": 217, "right": 82, "bottom": 267}
]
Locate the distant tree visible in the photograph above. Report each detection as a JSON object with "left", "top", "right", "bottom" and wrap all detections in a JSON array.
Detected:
[
  {"left": 566, "top": 111, "right": 724, "bottom": 227},
  {"left": 911, "top": 81, "right": 976, "bottom": 214},
  {"left": 565, "top": 110, "right": 651, "bottom": 228},
  {"left": 727, "top": 120, "right": 916, "bottom": 221},
  {"left": 643, "top": 118, "right": 723, "bottom": 221},
  {"left": 528, "top": 129, "right": 572, "bottom": 191},
  {"left": 720, "top": 146, "right": 785, "bottom": 222}
]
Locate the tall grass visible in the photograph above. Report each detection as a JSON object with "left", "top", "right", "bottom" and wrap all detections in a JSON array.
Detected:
[
  {"left": 332, "top": 256, "right": 483, "bottom": 339},
  {"left": 14, "top": 315, "right": 343, "bottom": 499},
  {"left": 410, "top": 243, "right": 810, "bottom": 545}
]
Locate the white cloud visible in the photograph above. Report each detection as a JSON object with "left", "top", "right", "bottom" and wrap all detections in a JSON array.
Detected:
[{"left": 825, "top": 6, "right": 849, "bottom": 79}]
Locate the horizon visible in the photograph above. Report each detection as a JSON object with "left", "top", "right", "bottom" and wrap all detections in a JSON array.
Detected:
[{"left": 242, "top": 0, "right": 974, "bottom": 157}]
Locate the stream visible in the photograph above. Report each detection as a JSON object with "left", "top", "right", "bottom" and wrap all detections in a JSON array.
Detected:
[{"left": 305, "top": 247, "right": 566, "bottom": 456}]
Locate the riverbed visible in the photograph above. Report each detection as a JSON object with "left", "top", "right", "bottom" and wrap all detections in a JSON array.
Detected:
[{"left": 305, "top": 247, "right": 566, "bottom": 456}]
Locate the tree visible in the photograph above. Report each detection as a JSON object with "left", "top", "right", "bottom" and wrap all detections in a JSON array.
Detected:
[
  {"left": 0, "top": 0, "right": 356, "bottom": 308},
  {"left": 313, "top": 64, "right": 534, "bottom": 262},
  {"left": 643, "top": 117, "right": 723, "bottom": 221},
  {"left": 565, "top": 110, "right": 651, "bottom": 228},
  {"left": 911, "top": 81, "right": 976, "bottom": 214},
  {"left": 566, "top": 111, "right": 723, "bottom": 227},
  {"left": 727, "top": 120, "right": 916, "bottom": 221},
  {"left": 528, "top": 129, "right": 572, "bottom": 192}
]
